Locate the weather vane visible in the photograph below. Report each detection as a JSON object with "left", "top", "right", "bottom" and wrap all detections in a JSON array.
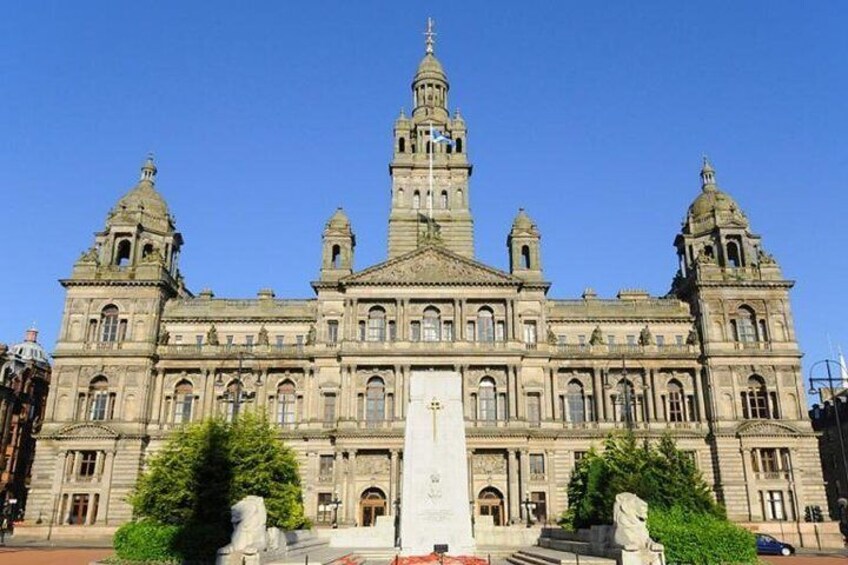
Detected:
[{"left": 424, "top": 17, "right": 436, "bottom": 54}]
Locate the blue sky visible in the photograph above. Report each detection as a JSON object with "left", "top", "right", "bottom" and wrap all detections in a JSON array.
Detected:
[{"left": 2, "top": 2, "right": 846, "bottom": 385}]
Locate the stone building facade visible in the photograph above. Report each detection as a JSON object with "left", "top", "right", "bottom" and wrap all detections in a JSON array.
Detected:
[
  {"left": 0, "top": 328, "right": 51, "bottom": 518},
  {"left": 24, "top": 25, "right": 835, "bottom": 544}
]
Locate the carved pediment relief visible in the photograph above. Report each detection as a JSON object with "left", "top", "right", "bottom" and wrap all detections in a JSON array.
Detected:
[
  {"left": 342, "top": 246, "right": 519, "bottom": 286},
  {"left": 736, "top": 420, "right": 802, "bottom": 437},
  {"left": 54, "top": 423, "right": 120, "bottom": 440}
]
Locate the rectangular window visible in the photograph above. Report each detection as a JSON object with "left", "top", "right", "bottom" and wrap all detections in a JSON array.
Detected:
[
  {"left": 296, "top": 335, "right": 304, "bottom": 349},
  {"left": 557, "top": 335, "right": 566, "bottom": 346},
  {"left": 626, "top": 335, "right": 636, "bottom": 346},
  {"left": 323, "top": 393, "right": 337, "bottom": 424},
  {"left": 496, "top": 321, "right": 506, "bottom": 342},
  {"left": 443, "top": 321, "right": 453, "bottom": 342},
  {"left": 466, "top": 321, "right": 476, "bottom": 341},
  {"left": 410, "top": 321, "right": 421, "bottom": 342},
  {"left": 79, "top": 451, "right": 98, "bottom": 477},
  {"left": 529, "top": 453, "right": 545, "bottom": 476},
  {"left": 656, "top": 335, "right": 665, "bottom": 346},
  {"left": 319, "top": 454, "right": 334, "bottom": 478},
  {"left": 359, "top": 321, "right": 366, "bottom": 342},
  {"left": 607, "top": 335, "right": 615, "bottom": 346},
  {"left": 174, "top": 335, "right": 183, "bottom": 344},
  {"left": 276, "top": 335, "right": 284, "bottom": 348},
  {"left": 577, "top": 334, "right": 586, "bottom": 346},
  {"left": 245, "top": 335, "right": 254, "bottom": 347},
  {"left": 317, "top": 492, "right": 333, "bottom": 524},
  {"left": 574, "top": 451, "right": 587, "bottom": 469},
  {"left": 367, "top": 317, "right": 386, "bottom": 342},
  {"left": 68, "top": 494, "right": 89, "bottom": 525},
  {"left": 388, "top": 321, "right": 397, "bottom": 341},
  {"left": 675, "top": 335, "right": 684, "bottom": 345},
  {"left": 90, "top": 393, "right": 109, "bottom": 421},
  {"left": 174, "top": 394, "right": 193, "bottom": 424},
  {"left": 327, "top": 320, "right": 339, "bottom": 344},
  {"left": 765, "top": 490, "right": 786, "bottom": 520},
  {"left": 527, "top": 393, "right": 541, "bottom": 425},
  {"left": 523, "top": 321, "right": 537, "bottom": 345},
  {"left": 195, "top": 335, "right": 203, "bottom": 346},
  {"left": 226, "top": 335, "right": 234, "bottom": 346}
]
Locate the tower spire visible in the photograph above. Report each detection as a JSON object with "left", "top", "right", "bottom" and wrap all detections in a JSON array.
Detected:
[
  {"left": 140, "top": 153, "right": 157, "bottom": 184},
  {"left": 424, "top": 17, "right": 436, "bottom": 54}
]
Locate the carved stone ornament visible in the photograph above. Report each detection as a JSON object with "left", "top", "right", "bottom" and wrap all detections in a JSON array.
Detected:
[
  {"left": 472, "top": 453, "right": 507, "bottom": 476},
  {"left": 589, "top": 326, "right": 605, "bottom": 346},
  {"left": 357, "top": 454, "right": 390, "bottom": 476},
  {"left": 686, "top": 328, "right": 700, "bottom": 346},
  {"left": 547, "top": 328, "right": 558, "bottom": 346},
  {"left": 206, "top": 324, "right": 220, "bottom": 346},
  {"left": 638, "top": 325, "right": 654, "bottom": 346},
  {"left": 78, "top": 246, "right": 99, "bottom": 264},
  {"left": 157, "top": 329, "right": 170, "bottom": 345},
  {"left": 257, "top": 325, "right": 269, "bottom": 346},
  {"left": 343, "top": 246, "right": 518, "bottom": 285},
  {"left": 306, "top": 325, "right": 316, "bottom": 345}
]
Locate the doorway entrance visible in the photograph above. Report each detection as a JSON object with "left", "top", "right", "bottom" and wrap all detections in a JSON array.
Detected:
[
  {"left": 359, "top": 487, "right": 387, "bottom": 527},
  {"left": 478, "top": 487, "right": 505, "bottom": 526}
]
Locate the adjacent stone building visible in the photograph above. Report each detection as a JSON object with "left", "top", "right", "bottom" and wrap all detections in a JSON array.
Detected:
[
  {"left": 24, "top": 23, "right": 838, "bottom": 545},
  {"left": 0, "top": 328, "right": 51, "bottom": 518}
]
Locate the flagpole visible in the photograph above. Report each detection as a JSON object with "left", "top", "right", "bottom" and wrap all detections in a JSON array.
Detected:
[{"left": 428, "top": 122, "right": 434, "bottom": 220}]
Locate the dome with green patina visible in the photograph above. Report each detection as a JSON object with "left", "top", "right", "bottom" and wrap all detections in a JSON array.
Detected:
[
  {"left": 686, "top": 159, "right": 748, "bottom": 228},
  {"left": 107, "top": 156, "right": 174, "bottom": 231}
]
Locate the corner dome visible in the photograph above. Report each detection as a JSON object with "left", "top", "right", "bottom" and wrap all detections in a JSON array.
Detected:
[
  {"left": 107, "top": 156, "right": 174, "bottom": 231},
  {"left": 685, "top": 158, "right": 748, "bottom": 230},
  {"left": 9, "top": 328, "right": 49, "bottom": 366},
  {"left": 688, "top": 187, "right": 741, "bottom": 219}
]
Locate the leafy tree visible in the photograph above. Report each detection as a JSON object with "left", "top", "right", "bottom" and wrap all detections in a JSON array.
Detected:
[{"left": 122, "top": 413, "right": 307, "bottom": 561}]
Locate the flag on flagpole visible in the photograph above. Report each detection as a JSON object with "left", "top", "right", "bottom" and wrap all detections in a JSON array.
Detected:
[{"left": 431, "top": 128, "right": 455, "bottom": 145}]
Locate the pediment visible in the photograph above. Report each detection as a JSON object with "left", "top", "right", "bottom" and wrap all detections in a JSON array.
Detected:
[
  {"left": 342, "top": 245, "right": 520, "bottom": 287},
  {"left": 54, "top": 423, "right": 120, "bottom": 440},
  {"left": 736, "top": 420, "right": 803, "bottom": 437}
]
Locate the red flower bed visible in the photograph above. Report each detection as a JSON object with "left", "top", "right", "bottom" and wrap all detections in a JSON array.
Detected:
[{"left": 393, "top": 553, "right": 488, "bottom": 565}]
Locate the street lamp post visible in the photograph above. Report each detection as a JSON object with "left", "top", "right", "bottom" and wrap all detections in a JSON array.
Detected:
[
  {"left": 330, "top": 492, "right": 342, "bottom": 529},
  {"left": 522, "top": 494, "right": 535, "bottom": 528},
  {"left": 808, "top": 359, "right": 848, "bottom": 500}
]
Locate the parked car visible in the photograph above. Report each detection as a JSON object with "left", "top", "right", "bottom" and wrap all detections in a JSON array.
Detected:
[{"left": 755, "top": 533, "right": 795, "bottom": 556}]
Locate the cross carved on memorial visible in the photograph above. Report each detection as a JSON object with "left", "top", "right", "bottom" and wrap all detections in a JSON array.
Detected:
[{"left": 428, "top": 397, "right": 443, "bottom": 442}]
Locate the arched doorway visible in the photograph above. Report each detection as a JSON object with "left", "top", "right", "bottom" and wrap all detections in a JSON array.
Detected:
[
  {"left": 478, "top": 487, "right": 505, "bottom": 526},
  {"left": 359, "top": 487, "right": 387, "bottom": 527}
]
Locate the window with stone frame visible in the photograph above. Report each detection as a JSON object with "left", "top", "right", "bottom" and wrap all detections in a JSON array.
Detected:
[
  {"left": 565, "top": 380, "right": 586, "bottom": 423},
  {"left": 478, "top": 377, "right": 497, "bottom": 422},
  {"left": 573, "top": 451, "right": 587, "bottom": 469},
  {"left": 367, "top": 307, "right": 387, "bottom": 342},
  {"left": 327, "top": 320, "right": 339, "bottom": 344},
  {"left": 422, "top": 307, "right": 441, "bottom": 342},
  {"left": 410, "top": 321, "right": 421, "bottom": 342},
  {"left": 319, "top": 454, "right": 334, "bottom": 479},
  {"left": 277, "top": 380, "right": 296, "bottom": 425},
  {"left": 742, "top": 375, "right": 775, "bottom": 419},
  {"left": 523, "top": 321, "right": 537, "bottom": 345},
  {"left": 762, "top": 490, "right": 787, "bottom": 521},
  {"left": 317, "top": 492, "right": 333, "bottom": 524},
  {"left": 477, "top": 307, "right": 495, "bottom": 342},
  {"left": 365, "top": 377, "right": 386, "bottom": 425},
  {"left": 99, "top": 305, "right": 126, "bottom": 343},
  {"left": 323, "top": 393, "right": 336, "bottom": 425},
  {"left": 86, "top": 376, "right": 113, "bottom": 421},
  {"left": 666, "top": 380, "right": 685, "bottom": 422},
  {"left": 752, "top": 448, "right": 791, "bottom": 478},
  {"left": 529, "top": 453, "right": 545, "bottom": 476},
  {"left": 527, "top": 393, "right": 542, "bottom": 426},
  {"left": 78, "top": 451, "right": 98, "bottom": 478},
  {"left": 173, "top": 380, "right": 194, "bottom": 424},
  {"left": 733, "top": 305, "right": 758, "bottom": 343}
]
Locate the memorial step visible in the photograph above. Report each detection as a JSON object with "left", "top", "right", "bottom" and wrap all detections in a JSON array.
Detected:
[{"left": 507, "top": 547, "right": 615, "bottom": 565}]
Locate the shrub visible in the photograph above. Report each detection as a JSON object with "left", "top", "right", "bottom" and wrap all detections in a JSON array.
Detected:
[
  {"left": 647, "top": 506, "right": 757, "bottom": 565},
  {"left": 113, "top": 520, "right": 180, "bottom": 563}
]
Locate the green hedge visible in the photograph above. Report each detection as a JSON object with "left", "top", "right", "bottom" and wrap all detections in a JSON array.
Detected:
[
  {"left": 647, "top": 506, "right": 757, "bottom": 565},
  {"left": 113, "top": 520, "right": 181, "bottom": 563}
]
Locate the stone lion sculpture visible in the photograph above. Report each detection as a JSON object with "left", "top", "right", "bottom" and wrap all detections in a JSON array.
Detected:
[
  {"left": 229, "top": 495, "right": 268, "bottom": 552},
  {"left": 610, "top": 493, "right": 664, "bottom": 565}
]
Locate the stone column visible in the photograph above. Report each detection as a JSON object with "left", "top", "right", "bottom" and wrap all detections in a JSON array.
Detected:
[
  {"left": 543, "top": 368, "right": 554, "bottom": 420},
  {"left": 467, "top": 449, "right": 475, "bottom": 505},
  {"left": 346, "top": 450, "right": 358, "bottom": 524},
  {"left": 202, "top": 368, "right": 214, "bottom": 420},
  {"left": 390, "top": 450, "right": 399, "bottom": 516},
  {"left": 458, "top": 299, "right": 466, "bottom": 339},
  {"left": 97, "top": 450, "right": 116, "bottom": 524},
  {"left": 788, "top": 447, "right": 803, "bottom": 521},
  {"left": 150, "top": 370, "right": 165, "bottom": 425},
  {"left": 600, "top": 368, "right": 610, "bottom": 421},
  {"left": 592, "top": 369, "right": 602, "bottom": 422},
  {"left": 546, "top": 449, "right": 556, "bottom": 521},
  {"left": 519, "top": 449, "right": 530, "bottom": 519},
  {"left": 85, "top": 491, "right": 97, "bottom": 525},
  {"left": 403, "top": 365, "right": 411, "bottom": 419},
  {"left": 740, "top": 447, "right": 758, "bottom": 520},
  {"left": 516, "top": 366, "right": 525, "bottom": 420},
  {"left": 644, "top": 371, "right": 654, "bottom": 422},
  {"left": 507, "top": 450, "right": 520, "bottom": 523},
  {"left": 694, "top": 369, "right": 707, "bottom": 422}
]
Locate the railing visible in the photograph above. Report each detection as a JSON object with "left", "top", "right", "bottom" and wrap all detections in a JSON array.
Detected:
[
  {"left": 734, "top": 341, "right": 772, "bottom": 351},
  {"left": 553, "top": 343, "right": 696, "bottom": 356},
  {"left": 84, "top": 341, "right": 124, "bottom": 351},
  {"left": 159, "top": 343, "right": 309, "bottom": 357},
  {"left": 756, "top": 471, "right": 791, "bottom": 481}
]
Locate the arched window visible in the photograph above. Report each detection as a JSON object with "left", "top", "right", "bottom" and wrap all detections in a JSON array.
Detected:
[
  {"left": 365, "top": 377, "right": 385, "bottom": 425},
  {"left": 666, "top": 379, "right": 685, "bottom": 422},
  {"left": 173, "top": 380, "right": 194, "bottom": 424},
  {"left": 360, "top": 487, "right": 387, "bottom": 527},
  {"left": 521, "top": 245, "right": 531, "bottom": 269},
  {"left": 413, "top": 191, "right": 421, "bottom": 209},
  {"left": 744, "top": 375, "right": 771, "bottom": 419},
  {"left": 440, "top": 190, "right": 448, "bottom": 209},
  {"left": 478, "top": 377, "right": 497, "bottom": 422},
  {"left": 223, "top": 380, "right": 243, "bottom": 422},
  {"left": 423, "top": 306, "right": 441, "bottom": 342},
  {"left": 277, "top": 380, "right": 296, "bottom": 425},
  {"left": 456, "top": 138, "right": 463, "bottom": 153},
  {"left": 566, "top": 380, "right": 585, "bottom": 423},
  {"left": 115, "top": 240, "right": 132, "bottom": 267},
  {"left": 735, "top": 306, "right": 757, "bottom": 343},
  {"left": 477, "top": 307, "right": 495, "bottom": 342},
  {"left": 142, "top": 243, "right": 154, "bottom": 259},
  {"left": 88, "top": 377, "right": 111, "bottom": 421},
  {"left": 331, "top": 245, "right": 341, "bottom": 269},
  {"left": 614, "top": 379, "right": 639, "bottom": 423},
  {"left": 726, "top": 241, "right": 741, "bottom": 268},
  {"left": 100, "top": 305, "right": 120, "bottom": 343},
  {"left": 478, "top": 487, "right": 504, "bottom": 526},
  {"left": 367, "top": 306, "right": 386, "bottom": 342},
  {"left": 398, "top": 137, "right": 406, "bottom": 153}
]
